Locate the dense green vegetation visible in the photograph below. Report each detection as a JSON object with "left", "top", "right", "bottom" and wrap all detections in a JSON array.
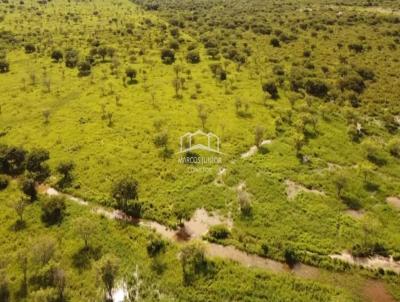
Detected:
[
  {"left": 1, "top": 181, "right": 361, "bottom": 302},
  {"left": 0, "top": 0, "right": 400, "bottom": 300}
]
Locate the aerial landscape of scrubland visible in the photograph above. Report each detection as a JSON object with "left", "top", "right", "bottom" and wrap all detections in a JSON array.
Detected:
[{"left": 0, "top": 0, "right": 400, "bottom": 301}]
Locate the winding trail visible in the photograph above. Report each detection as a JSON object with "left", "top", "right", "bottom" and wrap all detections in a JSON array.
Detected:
[
  {"left": 39, "top": 185, "right": 317, "bottom": 277},
  {"left": 40, "top": 186, "right": 400, "bottom": 274},
  {"left": 38, "top": 185, "right": 399, "bottom": 301}
]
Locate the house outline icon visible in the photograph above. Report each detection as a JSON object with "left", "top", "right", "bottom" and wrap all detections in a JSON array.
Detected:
[{"left": 178, "top": 130, "right": 223, "bottom": 154}]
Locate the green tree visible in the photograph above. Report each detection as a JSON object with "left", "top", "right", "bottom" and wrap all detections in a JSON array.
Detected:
[
  {"left": 0, "top": 273, "right": 10, "bottom": 302},
  {"left": 53, "top": 268, "right": 66, "bottom": 302},
  {"left": 186, "top": 50, "right": 200, "bottom": 64},
  {"left": 180, "top": 241, "right": 207, "bottom": 285},
  {"left": 270, "top": 37, "right": 280, "bottom": 47},
  {"left": 74, "top": 217, "right": 96, "bottom": 249},
  {"left": 24, "top": 43, "right": 35, "bottom": 53},
  {"left": 238, "top": 191, "right": 252, "bottom": 216},
  {"left": 65, "top": 49, "right": 79, "bottom": 68},
  {"left": 262, "top": 81, "right": 279, "bottom": 99},
  {"left": 98, "top": 46, "right": 108, "bottom": 61},
  {"left": 56, "top": 161, "right": 74, "bottom": 188},
  {"left": 21, "top": 177, "right": 37, "bottom": 202},
  {"left": 41, "top": 196, "right": 66, "bottom": 225},
  {"left": 197, "top": 104, "right": 208, "bottom": 129},
  {"left": 334, "top": 174, "right": 347, "bottom": 198},
  {"left": 147, "top": 236, "right": 167, "bottom": 258},
  {"left": 161, "top": 49, "right": 175, "bottom": 64},
  {"left": 254, "top": 126, "right": 265, "bottom": 147},
  {"left": 31, "top": 236, "right": 56, "bottom": 266},
  {"left": 0, "top": 59, "right": 9, "bottom": 73},
  {"left": 125, "top": 67, "right": 137, "bottom": 83},
  {"left": 78, "top": 61, "right": 91, "bottom": 76},
  {"left": 13, "top": 196, "right": 28, "bottom": 223},
  {"left": 389, "top": 139, "right": 400, "bottom": 158},
  {"left": 51, "top": 50, "right": 63, "bottom": 62},
  {"left": 284, "top": 247, "right": 299, "bottom": 268},
  {"left": 97, "top": 254, "right": 119, "bottom": 301},
  {"left": 112, "top": 177, "right": 140, "bottom": 215},
  {"left": 0, "top": 176, "right": 8, "bottom": 191},
  {"left": 26, "top": 148, "right": 50, "bottom": 181},
  {"left": 0, "top": 146, "right": 26, "bottom": 175}
]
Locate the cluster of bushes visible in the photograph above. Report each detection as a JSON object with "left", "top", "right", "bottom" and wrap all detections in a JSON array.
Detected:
[
  {"left": 209, "top": 63, "right": 227, "bottom": 81},
  {"left": 208, "top": 224, "right": 230, "bottom": 240},
  {"left": 0, "top": 144, "right": 76, "bottom": 192},
  {"left": 0, "top": 145, "right": 50, "bottom": 180},
  {"left": 352, "top": 242, "right": 389, "bottom": 258},
  {"left": 47, "top": 44, "right": 116, "bottom": 76}
]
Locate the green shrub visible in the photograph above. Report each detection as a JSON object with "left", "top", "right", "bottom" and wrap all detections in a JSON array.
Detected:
[
  {"left": 270, "top": 37, "right": 280, "bottom": 47},
  {"left": 112, "top": 177, "right": 139, "bottom": 203},
  {"left": 65, "top": 48, "right": 79, "bottom": 68},
  {"left": 26, "top": 148, "right": 50, "bottom": 181},
  {"left": 0, "top": 274, "right": 10, "bottom": 302},
  {"left": 24, "top": 43, "right": 35, "bottom": 53},
  {"left": 147, "top": 237, "right": 167, "bottom": 257},
  {"left": 284, "top": 247, "right": 299, "bottom": 267},
  {"left": 124, "top": 199, "right": 143, "bottom": 218},
  {"left": 161, "top": 48, "right": 175, "bottom": 64},
  {"left": 56, "top": 160, "right": 75, "bottom": 188},
  {"left": 206, "top": 48, "right": 219, "bottom": 59},
  {"left": 305, "top": 79, "right": 329, "bottom": 98},
  {"left": 348, "top": 43, "right": 364, "bottom": 53},
  {"left": 341, "top": 193, "right": 361, "bottom": 210},
  {"left": 363, "top": 141, "right": 388, "bottom": 166},
  {"left": 262, "top": 81, "right": 279, "bottom": 99},
  {"left": 21, "top": 177, "right": 37, "bottom": 201},
  {"left": 356, "top": 67, "right": 375, "bottom": 80},
  {"left": 41, "top": 196, "right": 66, "bottom": 225},
  {"left": 0, "top": 175, "right": 8, "bottom": 190},
  {"left": 338, "top": 74, "right": 365, "bottom": 93},
  {"left": 168, "top": 39, "right": 180, "bottom": 50},
  {"left": 186, "top": 50, "right": 200, "bottom": 64},
  {"left": 388, "top": 139, "right": 400, "bottom": 158},
  {"left": 125, "top": 67, "right": 137, "bottom": 82},
  {"left": 383, "top": 113, "right": 398, "bottom": 134},
  {"left": 0, "top": 59, "right": 9, "bottom": 73},
  {"left": 208, "top": 224, "right": 230, "bottom": 240},
  {"left": 51, "top": 49, "right": 63, "bottom": 62},
  {"left": 78, "top": 61, "right": 91, "bottom": 76},
  {"left": 261, "top": 242, "right": 269, "bottom": 256},
  {"left": 0, "top": 145, "right": 26, "bottom": 175},
  {"left": 352, "top": 242, "right": 389, "bottom": 257}
]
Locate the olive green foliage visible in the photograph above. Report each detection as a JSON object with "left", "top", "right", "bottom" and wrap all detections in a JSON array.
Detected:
[{"left": 1, "top": 0, "right": 400, "bottom": 300}]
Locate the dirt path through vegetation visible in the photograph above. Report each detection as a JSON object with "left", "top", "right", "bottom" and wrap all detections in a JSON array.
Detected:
[
  {"left": 41, "top": 185, "right": 400, "bottom": 274},
  {"left": 39, "top": 185, "right": 315, "bottom": 276},
  {"left": 39, "top": 186, "right": 398, "bottom": 301},
  {"left": 241, "top": 140, "right": 272, "bottom": 158},
  {"left": 362, "top": 280, "right": 397, "bottom": 302},
  {"left": 285, "top": 180, "right": 325, "bottom": 200},
  {"left": 330, "top": 251, "right": 400, "bottom": 274},
  {"left": 386, "top": 197, "right": 400, "bottom": 210}
]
